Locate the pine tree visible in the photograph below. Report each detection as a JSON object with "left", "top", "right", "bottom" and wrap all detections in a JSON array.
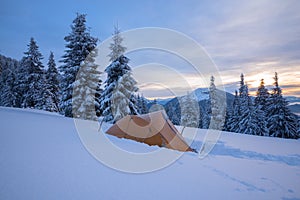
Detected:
[
  {"left": 108, "top": 25, "right": 126, "bottom": 62},
  {"left": 42, "top": 52, "right": 60, "bottom": 112},
  {"left": 100, "top": 55, "right": 138, "bottom": 122},
  {"left": 59, "top": 13, "right": 98, "bottom": 117},
  {"left": 180, "top": 92, "right": 199, "bottom": 128},
  {"left": 267, "top": 72, "right": 298, "bottom": 138},
  {"left": 19, "top": 38, "right": 46, "bottom": 109}
]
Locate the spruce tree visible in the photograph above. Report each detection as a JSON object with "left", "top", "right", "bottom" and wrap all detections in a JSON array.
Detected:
[
  {"left": 209, "top": 75, "right": 225, "bottom": 130},
  {"left": 19, "top": 38, "right": 45, "bottom": 109},
  {"left": 136, "top": 94, "right": 142, "bottom": 113},
  {"left": 267, "top": 72, "right": 298, "bottom": 138},
  {"left": 180, "top": 92, "right": 199, "bottom": 128},
  {"left": 42, "top": 52, "right": 60, "bottom": 112},
  {"left": 239, "top": 73, "right": 248, "bottom": 110},
  {"left": 0, "top": 55, "right": 19, "bottom": 107},
  {"left": 0, "top": 67, "right": 18, "bottom": 107},
  {"left": 95, "top": 81, "right": 103, "bottom": 117},
  {"left": 72, "top": 48, "right": 101, "bottom": 120},
  {"left": 140, "top": 95, "right": 148, "bottom": 114},
  {"left": 297, "top": 118, "right": 300, "bottom": 137},
  {"left": 108, "top": 25, "right": 126, "bottom": 62},
  {"left": 59, "top": 13, "right": 98, "bottom": 117},
  {"left": 100, "top": 55, "right": 138, "bottom": 122},
  {"left": 238, "top": 85, "right": 268, "bottom": 135},
  {"left": 227, "top": 74, "right": 248, "bottom": 133},
  {"left": 228, "top": 90, "right": 240, "bottom": 132},
  {"left": 136, "top": 94, "right": 148, "bottom": 114},
  {"left": 255, "top": 79, "right": 269, "bottom": 111}
]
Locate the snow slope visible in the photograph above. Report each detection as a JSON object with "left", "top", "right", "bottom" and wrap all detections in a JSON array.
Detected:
[{"left": 0, "top": 107, "right": 300, "bottom": 200}]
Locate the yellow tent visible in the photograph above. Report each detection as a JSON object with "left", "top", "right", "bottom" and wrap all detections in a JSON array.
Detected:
[{"left": 106, "top": 111, "right": 195, "bottom": 152}]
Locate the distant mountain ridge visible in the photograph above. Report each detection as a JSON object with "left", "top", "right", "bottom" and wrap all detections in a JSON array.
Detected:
[{"left": 151, "top": 87, "right": 299, "bottom": 125}]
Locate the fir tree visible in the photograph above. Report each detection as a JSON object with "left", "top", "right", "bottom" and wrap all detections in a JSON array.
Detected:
[
  {"left": 237, "top": 85, "right": 268, "bottom": 135},
  {"left": 180, "top": 92, "right": 199, "bottom": 128},
  {"left": 111, "top": 72, "right": 138, "bottom": 121},
  {"left": 42, "top": 52, "right": 60, "bottom": 112},
  {"left": 136, "top": 94, "right": 142, "bottom": 113},
  {"left": 255, "top": 79, "right": 269, "bottom": 111},
  {"left": 239, "top": 73, "right": 248, "bottom": 109},
  {"left": 95, "top": 81, "right": 103, "bottom": 117},
  {"left": 108, "top": 25, "right": 126, "bottom": 62},
  {"left": 0, "top": 67, "right": 18, "bottom": 107},
  {"left": 140, "top": 95, "right": 148, "bottom": 114},
  {"left": 209, "top": 75, "right": 225, "bottom": 130},
  {"left": 100, "top": 55, "right": 138, "bottom": 122},
  {"left": 0, "top": 55, "right": 20, "bottom": 107},
  {"left": 201, "top": 100, "right": 211, "bottom": 129},
  {"left": 59, "top": 13, "right": 98, "bottom": 117},
  {"left": 136, "top": 94, "right": 148, "bottom": 114},
  {"left": 267, "top": 72, "right": 298, "bottom": 138},
  {"left": 297, "top": 118, "right": 300, "bottom": 137},
  {"left": 19, "top": 38, "right": 46, "bottom": 109},
  {"left": 72, "top": 48, "right": 101, "bottom": 120},
  {"left": 228, "top": 90, "right": 240, "bottom": 132}
]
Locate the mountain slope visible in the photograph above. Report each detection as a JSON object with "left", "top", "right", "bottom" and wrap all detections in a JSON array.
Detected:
[{"left": 0, "top": 107, "right": 299, "bottom": 200}]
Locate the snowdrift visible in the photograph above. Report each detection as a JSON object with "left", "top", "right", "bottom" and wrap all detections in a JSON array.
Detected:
[{"left": 0, "top": 107, "right": 299, "bottom": 200}]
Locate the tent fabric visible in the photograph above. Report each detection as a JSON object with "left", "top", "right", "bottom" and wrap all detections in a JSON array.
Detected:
[{"left": 106, "top": 111, "right": 194, "bottom": 152}]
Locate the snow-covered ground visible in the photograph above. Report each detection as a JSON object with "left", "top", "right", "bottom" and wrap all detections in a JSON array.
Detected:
[{"left": 0, "top": 107, "right": 299, "bottom": 200}]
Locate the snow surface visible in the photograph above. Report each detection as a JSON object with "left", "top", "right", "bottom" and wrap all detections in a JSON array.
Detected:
[{"left": 0, "top": 107, "right": 300, "bottom": 200}]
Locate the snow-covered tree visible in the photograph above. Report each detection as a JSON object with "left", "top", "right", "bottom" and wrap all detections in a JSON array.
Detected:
[
  {"left": 209, "top": 75, "right": 225, "bottom": 130},
  {"left": 201, "top": 101, "right": 211, "bottom": 129},
  {"left": 237, "top": 85, "right": 268, "bottom": 135},
  {"left": 136, "top": 94, "right": 142, "bottom": 113},
  {"left": 100, "top": 55, "right": 138, "bottom": 122},
  {"left": 59, "top": 13, "right": 98, "bottom": 117},
  {"left": 297, "top": 118, "right": 300, "bottom": 137},
  {"left": 180, "top": 92, "right": 199, "bottom": 128},
  {"left": 136, "top": 94, "right": 148, "bottom": 114},
  {"left": 267, "top": 72, "right": 298, "bottom": 138},
  {"left": 239, "top": 73, "right": 249, "bottom": 110},
  {"left": 140, "top": 95, "right": 148, "bottom": 114},
  {"left": 110, "top": 72, "right": 138, "bottom": 121},
  {"left": 19, "top": 38, "right": 46, "bottom": 109},
  {"left": 72, "top": 48, "right": 101, "bottom": 120},
  {"left": 0, "top": 67, "right": 18, "bottom": 107},
  {"left": 255, "top": 79, "right": 269, "bottom": 111},
  {"left": 108, "top": 25, "right": 126, "bottom": 62},
  {"left": 226, "top": 74, "right": 248, "bottom": 133},
  {"left": 95, "top": 81, "right": 103, "bottom": 117},
  {"left": 227, "top": 90, "right": 240, "bottom": 132},
  {"left": 41, "top": 52, "right": 60, "bottom": 112}
]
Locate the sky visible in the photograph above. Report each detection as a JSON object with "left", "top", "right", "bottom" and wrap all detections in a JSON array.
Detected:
[{"left": 1, "top": 0, "right": 300, "bottom": 98}]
